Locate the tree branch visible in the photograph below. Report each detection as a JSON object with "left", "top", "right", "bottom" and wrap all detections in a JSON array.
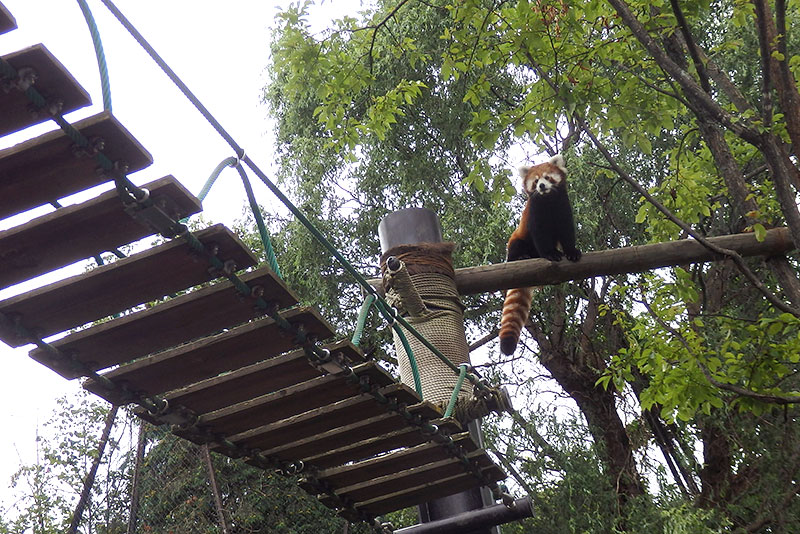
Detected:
[
  {"left": 576, "top": 115, "right": 800, "bottom": 317},
  {"left": 366, "top": 227, "right": 797, "bottom": 296},
  {"left": 668, "top": 0, "right": 712, "bottom": 94},
  {"left": 469, "top": 328, "right": 499, "bottom": 352},
  {"left": 518, "top": 38, "right": 799, "bottom": 316},
  {"left": 606, "top": 0, "right": 762, "bottom": 146}
]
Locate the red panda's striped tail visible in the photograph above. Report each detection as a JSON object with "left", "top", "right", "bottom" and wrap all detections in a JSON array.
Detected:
[{"left": 499, "top": 286, "right": 535, "bottom": 355}]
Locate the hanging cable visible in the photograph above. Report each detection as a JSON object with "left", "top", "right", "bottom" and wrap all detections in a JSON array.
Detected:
[
  {"left": 76, "top": 0, "right": 112, "bottom": 111},
  {"left": 183, "top": 156, "right": 281, "bottom": 277},
  {"left": 96, "top": 0, "right": 493, "bottom": 396}
]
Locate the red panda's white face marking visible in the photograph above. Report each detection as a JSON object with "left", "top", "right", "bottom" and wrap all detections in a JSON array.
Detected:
[{"left": 519, "top": 154, "right": 567, "bottom": 196}]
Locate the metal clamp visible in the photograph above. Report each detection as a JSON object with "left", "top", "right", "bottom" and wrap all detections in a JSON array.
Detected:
[{"left": 1, "top": 66, "right": 37, "bottom": 93}]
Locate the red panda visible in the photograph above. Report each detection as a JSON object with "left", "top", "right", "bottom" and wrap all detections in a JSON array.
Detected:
[{"left": 499, "top": 154, "right": 581, "bottom": 355}]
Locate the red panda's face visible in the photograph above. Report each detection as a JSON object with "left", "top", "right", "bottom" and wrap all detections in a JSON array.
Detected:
[{"left": 519, "top": 155, "right": 567, "bottom": 196}]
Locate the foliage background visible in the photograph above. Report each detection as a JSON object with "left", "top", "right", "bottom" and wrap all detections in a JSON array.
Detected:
[{"left": 2, "top": 0, "right": 800, "bottom": 533}]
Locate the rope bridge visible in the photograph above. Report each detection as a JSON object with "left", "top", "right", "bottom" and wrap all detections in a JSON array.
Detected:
[{"left": 0, "top": 4, "right": 514, "bottom": 532}]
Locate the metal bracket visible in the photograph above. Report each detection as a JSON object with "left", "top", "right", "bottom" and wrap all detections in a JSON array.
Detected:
[
  {"left": 71, "top": 136, "right": 106, "bottom": 158},
  {"left": 1, "top": 66, "right": 36, "bottom": 93},
  {"left": 123, "top": 193, "right": 188, "bottom": 239}
]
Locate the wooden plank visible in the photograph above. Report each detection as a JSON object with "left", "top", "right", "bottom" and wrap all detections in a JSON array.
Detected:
[
  {"left": 0, "top": 224, "right": 256, "bottom": 347},
  {"left": 0, "top": 45, "right": 91, "bottom": 136},
  {"left": 0, "top": 111, "right": 153, "bottom": 220},
  {"left": 320, "top": 450, "right": 498, "bottom": 509},
  {"left": 227, "top": 383, "right": 421, "bottom": 452},
  {"left": 0, "top": 175, "right": 200, "bottom": 291},
  {"left": 84, "top": 306, "right": 332, "bottom": 405},
  {"left": 195, "top": 362, "right": 396, "bottom": 436},
  {"left": 0, "top": 2, "right": 16, "bottom": 34},
  {"left": 32, "top": 267, "right": 298, "bottom": 379},
  {"left": 302, "top": 416, "right": 460, "bottom": 470},
  {"left": 317, "top": 432, "right": 477, "bottom": 488},
  {"left": 165, "top": 340, "right": 366, "bottom": 415},
  {"left": 257, "top": 403, "right": 447, "bottom": 467},
  {"left": 345, "top": 463, "right": 505, "bottom": 519}
]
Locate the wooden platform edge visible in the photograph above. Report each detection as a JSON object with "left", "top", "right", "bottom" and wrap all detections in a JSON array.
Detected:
[{"left": 0, "top": 2, "right": 16, "bottom": 34}]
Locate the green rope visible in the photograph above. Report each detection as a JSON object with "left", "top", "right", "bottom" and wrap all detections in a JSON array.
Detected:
[
  {"left": 183, "top": 156, "right": 281, "bottom": 277},
  {"left": 92, "top": 0, "right": 492, "bottom": 398},
  {"left": 444, "top": 364, "right": 469, "bottom": 418},
  {"left": 76, "top": 0, "right": 112, "bottom": 111},
  {"left": 351, "top": 294, "right": 376, "bottom": 347},
  {"left": 352, "top": 294, "right": 424, "bottom": 399},
  {"left": 392, "top": 322, "right": 423, "bottom": 399},
  {"left": 197, "top": 157, "right": 236, "bottom": 203},
  {"left": 236, "top": 163, "right": 281, "bottom": 278}
]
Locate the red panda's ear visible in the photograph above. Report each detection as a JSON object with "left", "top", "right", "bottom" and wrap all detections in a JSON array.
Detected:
[
  {"left": 518, "top": 166, "right": 531, "bottom": 178},
  {"left": 549, "top": 154, "right": 567, "bottom": 174}
]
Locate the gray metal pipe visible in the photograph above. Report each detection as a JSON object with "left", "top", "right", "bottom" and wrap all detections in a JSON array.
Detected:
[{"left": 393, "top": 497, "right": 534, "bottom": 534}]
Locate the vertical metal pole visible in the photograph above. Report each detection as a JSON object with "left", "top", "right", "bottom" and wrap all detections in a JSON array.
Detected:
[
  {"left": 126, "top": 420, "right": 147, "bottom": 534},
  {"left": 202, "top": 444, "right": 230, "bottom": 534},
  {"left": 68, "top": 404, "right": 119, "bottom": 534},
  {"left": 378, "top": 208, "right": 497, "bottom": 534}
]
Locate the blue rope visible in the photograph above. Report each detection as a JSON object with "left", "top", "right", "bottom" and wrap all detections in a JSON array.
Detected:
[{"left": 76, "top": 0, "right": 112, "bottom": 111}]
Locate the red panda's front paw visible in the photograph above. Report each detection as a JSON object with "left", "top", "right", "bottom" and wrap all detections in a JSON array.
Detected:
[
  {"left": 565, "top": 249, "right": 581, "bottom": 262},
  {"left": 543, "top": 251, "right": 564, "bottom": 261}
]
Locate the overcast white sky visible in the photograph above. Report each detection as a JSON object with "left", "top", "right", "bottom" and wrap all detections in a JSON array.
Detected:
[{"left": 0, "top": 0, "right": 353, "bottom": 502}]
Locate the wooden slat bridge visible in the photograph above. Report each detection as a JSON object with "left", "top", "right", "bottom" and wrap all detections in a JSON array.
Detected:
[{"left": 0, "top": 9, "right": 505, "bottom": 526}]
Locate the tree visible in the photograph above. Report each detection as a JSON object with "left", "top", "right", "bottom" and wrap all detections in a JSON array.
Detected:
[
  {"left": 265, "top": 0, "right": 800, "bottom": 531},
  {"left": 133, "top": 427, "right": 365, "bottom": 534},
  {"left": 1, "top": 392, "right": 132, "bottom": 534}
]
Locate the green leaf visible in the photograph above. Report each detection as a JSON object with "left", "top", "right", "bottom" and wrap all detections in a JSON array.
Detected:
[
  {"left": 635, "top": 205, "right": 648, "bottom": 224},
  {"left": 752, "top": 223, "right": 767, "bottom": 242}
]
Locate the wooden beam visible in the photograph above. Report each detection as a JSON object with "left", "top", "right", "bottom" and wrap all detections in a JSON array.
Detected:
[
  {"left": 0, "top": 175, "right": 200, "bottom": 291},
  {"left": 32, "top": 267, "right": 297, "bottom": 379},
  {"left": 315, "top": 432, "right": 478, "bottom": 489},
  {"left": 164, "top": 340, "right": 365, "bottom": 415},
  {"left": 82, "top": 307, "right": 333, "bottom": 404},
  {"left": 225, "top": 383, "right": 421, "bottom": 451},
  {"left": 0, "top": 111, "right": 153, "bottom": 220},
  {"left": 195, "top": 363, "right": 396, "bottom": 436},
  {"left": 344, "top": 463, "right": 505, "bottom": 519},
  {"left": 258, "top": 404, "right": 446, "bottom": 467},
  {"left": 369, "top": 228, "right": 795, "bottom": 295},
  {"left": 0, "top": 2, "right": 17, "bottom": 34}
]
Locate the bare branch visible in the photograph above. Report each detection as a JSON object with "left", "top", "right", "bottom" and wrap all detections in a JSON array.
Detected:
[
  {"left": 668, "top": 0, "right": 712, "bottom": 94},
  {"left": 469, "top": 328, "right": 499, "bottom": 352}
]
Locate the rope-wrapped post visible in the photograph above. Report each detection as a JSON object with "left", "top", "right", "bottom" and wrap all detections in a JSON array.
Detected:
[
  {"left": 378, "top": 208, "right": 507, "bottom": 534},
  {"left": 380, "top": 242, "right": 481, "bottom": 421}
]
